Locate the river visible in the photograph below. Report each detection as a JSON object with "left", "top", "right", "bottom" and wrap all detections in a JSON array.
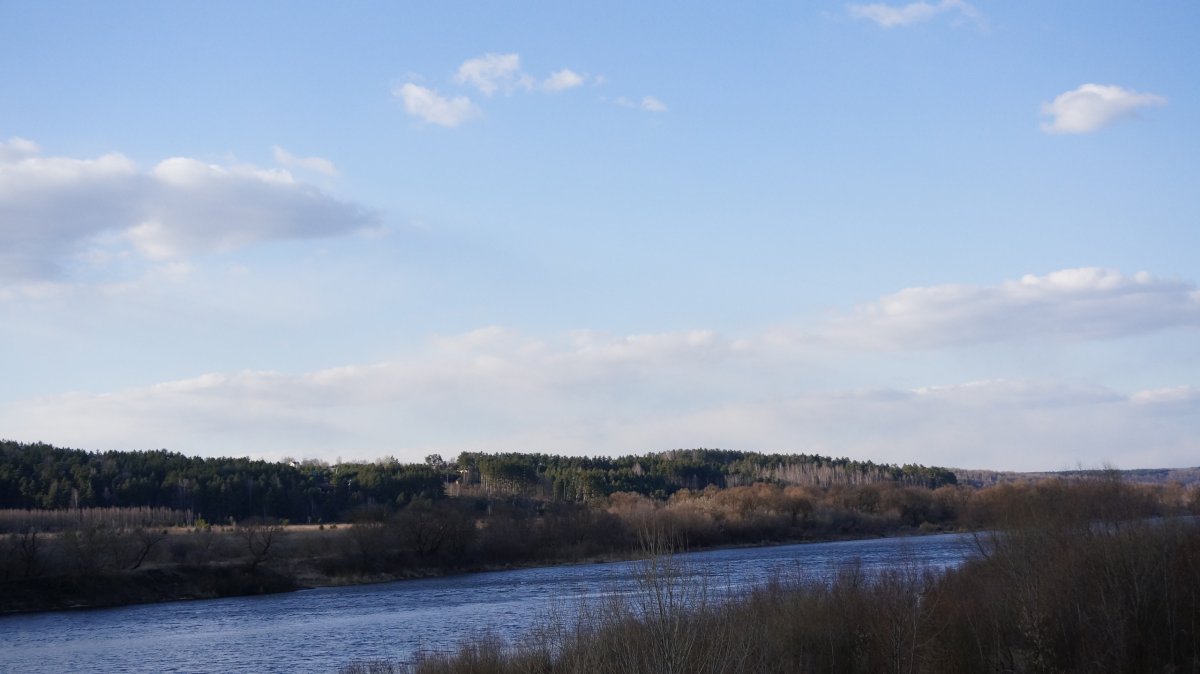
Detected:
[{"left": 0, "top": 532, "right": 977, "bottom": 673}]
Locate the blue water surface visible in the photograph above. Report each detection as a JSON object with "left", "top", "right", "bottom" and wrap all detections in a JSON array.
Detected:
[{"left": 0, "top": 533, "right": 976, "bottom": 673}]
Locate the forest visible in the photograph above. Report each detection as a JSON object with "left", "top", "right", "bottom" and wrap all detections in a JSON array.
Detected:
[{"left": 0, "top": 440, "right": 956, "bottom": 523}]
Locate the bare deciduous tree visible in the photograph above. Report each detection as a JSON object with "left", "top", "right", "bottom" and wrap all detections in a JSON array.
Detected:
[{"left": 236, "top": 518, "right": 285, "bottom": 573}]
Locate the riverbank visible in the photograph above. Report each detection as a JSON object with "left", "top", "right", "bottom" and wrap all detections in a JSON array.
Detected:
[
  {"left": 346, "top": 516, "right": 1200, "bottom": 674},
  {"left": 322, "top": 524, "right": 954, "bottom": 584},
  {"left": 0, "top": 566, "right": 298, "bottom": 614},
  {"left": 6, "top": 474, "right": 1188, "bottom": 616},
  {"left": 0, "top": 523, "right": 960, "bottom": 615}
]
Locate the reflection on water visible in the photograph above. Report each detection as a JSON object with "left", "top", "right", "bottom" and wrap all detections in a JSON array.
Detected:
[{"left": 0, "top": 533, "right": 975, "bottom": 674}]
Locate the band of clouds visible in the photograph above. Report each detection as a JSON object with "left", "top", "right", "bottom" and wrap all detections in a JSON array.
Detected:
[
  {"left": 1040, "top": 84, "right": 1167, "bottom": 134},
  {"left": 847, "top": 0, "right": 978, "bottom": 28},
  {"left": 0, "top": 138, "right": 373, "bottom": 283},
  {"left": 4, "top": 341, "right": 1194, "bottom": 471},
  {"left": 394, "top": 53, "right": 664, "bottom": 127},
  {"left": 4, "top": 268, "right": 1197, "bottom": 468},
  {"left": 810, "top": 268, "right": 1200, "bottom": 350}
]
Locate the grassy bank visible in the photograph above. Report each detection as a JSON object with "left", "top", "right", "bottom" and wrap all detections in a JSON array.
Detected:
[
  {"left": 4, "top": 474, "right": 1196, "bottom": 616},
  {"left": 0, "top": 516, "right": 948, "bottom": 615},
  {"left": 342, "top": 484, "right": 1200, "bottom": 674}
]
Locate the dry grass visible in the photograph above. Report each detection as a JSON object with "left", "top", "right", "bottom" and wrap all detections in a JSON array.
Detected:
[{"left": 339, "top": 483, "right": 1200, "bottom": 674}]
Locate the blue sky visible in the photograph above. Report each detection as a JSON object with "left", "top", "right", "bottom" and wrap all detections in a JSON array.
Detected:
[{"left": 2, "top": 1, "right": 1198, "bottom": 470}]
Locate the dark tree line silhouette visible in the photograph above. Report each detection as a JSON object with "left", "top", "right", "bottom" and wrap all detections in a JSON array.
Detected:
[
  {"left": 0, "top": 441, "right": 443, "bottom": 523},
  {"left": 1, "top": 441, "right": 956, "bottom": 524}
]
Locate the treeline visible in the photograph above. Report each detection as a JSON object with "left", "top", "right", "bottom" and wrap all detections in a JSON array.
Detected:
[
  {"left": 0, "top": 506, "right": 193, "bottom": 534},
  {"left": 955, "top": 465, "right": 1200, "bottom": 488},
  {"left": 0, "top": 441, "right": 444, "bottom": 522},
  {"left": 346, "top": 480, "right": 1200, "bottom": 674},
  {"left": 0, "top": 441, "right": 956, "bottom": 523},
  {"left": 454, "top": 448, "right": 957, "bottom": 501}
]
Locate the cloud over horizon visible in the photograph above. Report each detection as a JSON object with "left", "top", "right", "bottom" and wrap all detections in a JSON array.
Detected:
[
  {"left": 4, "top": 267, "right": 1197, "bottom": 471},
  {"left": 5, "top": 345, "right": 1193, "bottom": 471}
]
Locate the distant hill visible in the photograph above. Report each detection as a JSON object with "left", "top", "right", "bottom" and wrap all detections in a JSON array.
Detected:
[
  {"left": 0, "top": 440, "right": 444, "bottom": 523},
  {"left": 1, "top": 441, "right": 956, "bottom": 522},
  {"left": 453, "top": 448, "right": 957, "bottom": 500},
  {"left": 954, "top": 466, "right": 1200, "bottom": 488}
]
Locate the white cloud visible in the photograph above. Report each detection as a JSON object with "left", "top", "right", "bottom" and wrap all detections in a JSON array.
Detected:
[
  {"left": 393, "top": 82, "right": 481, "bottom": 127},
  {"left": 1130, "top": 386, "right": 1199, "bottom": 407},
  {"left": 814, "top": 268, "right": 1200, "bottom": 349},
  {"left": 397, "top": 55, "right": 598, "bottom": 126},
  {"left": 6, "top": 268, "right": 1196, "bottom": 468},
  {"left": 640, "top": 96, "right": 668, "bottom": 112},
  {"left": 847, "top": 0, "right": 977, "bottom": 27},
  {"left": 3, "top": 326, "right": 1195, "bottom": 470},
  {"left": 0, "top": 327, "right": 745, "bottom": 458},
  {"left": 0, "top": 148, "right": 141, "bottom": 279},
  {"left": 543, "top": 68, "right": 585, "bottom": 92},
  {"left": 0, "top": 142, "right": 376, "bottom": 282},
  {"left": 272, "top": 146, "right": 338, "bottom": 176},
  {"left": 588, "top": 379, "right": 1199, "bottom": 471},
  {"left": 454, "top": 53, "right": 533, "bottom": 96},
  {"left": 616, "top": 95, "right": 668, "bottom": 113},
  {"left": 1040, "top": 83, "right": 1167, "bottom": 134},
  {"left": 0, "top": 136, "right": 40, "bottom": 161}
]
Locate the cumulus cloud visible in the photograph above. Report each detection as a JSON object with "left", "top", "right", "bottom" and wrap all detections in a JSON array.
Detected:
[
  {"left": 616, "top": 95, "right": 668, "bottom": 113},
  {"left": 815, "top": 268, "right": 1200, "bottom": 349},
  {"left": 393, "top": 82, "right": 481, "bottom": 127},
  {"left": 0, "top": 142, "right": 376, "bottom": 281},
  {"left": 454, "top": 53, "right": 533, "bottom": 96},
  {"left": 397, "top": 55, "right": 596, "bottom": 126},
  {"left": 640, "top": 96, "right": 668, "bottom": 112},
  {"left": 0, "top": 136, "right": 40, "bottom": 161},
  {"left": 847, "top": 0, "right": 977, "bottom": 27},
  {"left": 543, "top": 68, "right": 585, "bottom": 92},
  {"left": 454, "top": 55, "right": 591, "bottom": 95},
  {"left": 0, "top": 146, "right": 141, "bottom": 279},
  {"left": 1040, "top": 84, "right": 1167, "bottom": 134},
  {"left": 272, "top": 146, "right": 338, "bottom": 176}
]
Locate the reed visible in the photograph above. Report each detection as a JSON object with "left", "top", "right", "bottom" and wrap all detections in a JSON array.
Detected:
[{"left": 338, "top": 482, "right": 1200, "bottom": 674}]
